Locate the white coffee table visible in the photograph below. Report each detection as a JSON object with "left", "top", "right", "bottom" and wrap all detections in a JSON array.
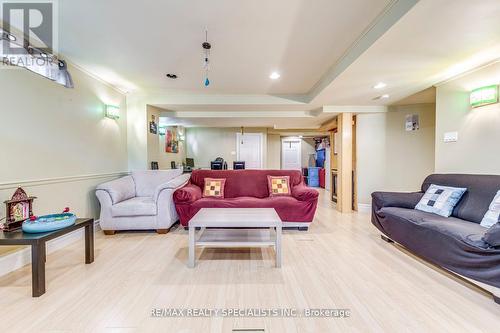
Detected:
[{"left": 188, "top": 208, "right": 282, "bottom": 268}]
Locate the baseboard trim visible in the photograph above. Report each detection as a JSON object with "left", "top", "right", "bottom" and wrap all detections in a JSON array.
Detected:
[
  {"left": 0, "top": 220, "right": 100, "bottom": 278},
  {"left": 357, "top": 203, "right": 372, "bottom": 213}
]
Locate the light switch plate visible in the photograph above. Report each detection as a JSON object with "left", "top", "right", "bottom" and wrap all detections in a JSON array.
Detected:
[{"left": 444, "top": 131, "right": 458, "bottom": 143}]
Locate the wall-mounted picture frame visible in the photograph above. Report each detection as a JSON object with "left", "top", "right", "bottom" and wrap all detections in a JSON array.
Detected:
[
  {"left": 165, "top": 127, "right": 179, "bottom": 153},
  {"left": 405, "top": 114, "right": 419, "bottom": 131},
  {"left": 149, "top": 115, "right": 158, "bottom": 134}
]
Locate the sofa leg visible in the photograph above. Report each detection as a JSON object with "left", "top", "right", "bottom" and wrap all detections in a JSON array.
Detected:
[
  {"left": 156, "top": 229, "right": 169, "bottom": 234},
  {"left": 103, "top": 230, "right": 116, "bottom": 235},
  {"left": 494, "top": 294, "right": 500, "bottom": 305},
  {"left": 381, "top": 234, "right": 394, "bottom": 243},
  {"left": 298, "top": 226, "right": 308, "bottom": 231}
]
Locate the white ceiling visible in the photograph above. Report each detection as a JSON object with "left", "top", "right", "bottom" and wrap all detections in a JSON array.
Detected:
[
  {"left": 55, "top": 0, "right": 500, "bottom": 129},
  {"left": 311, "top": 0, "right": 500, "bottom": 106},
  {"left": 59, "top": 0, "right": 390, "bottom": 94}
]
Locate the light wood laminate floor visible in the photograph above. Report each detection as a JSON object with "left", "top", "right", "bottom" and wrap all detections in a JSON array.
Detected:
[{"left": 0, "top": 190, "right": 498, "bottom": 332}]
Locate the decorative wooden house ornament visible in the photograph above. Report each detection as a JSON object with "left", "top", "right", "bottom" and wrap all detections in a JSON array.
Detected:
[{"left": 3, "top": 187, "right": 36, "bottom": 232}]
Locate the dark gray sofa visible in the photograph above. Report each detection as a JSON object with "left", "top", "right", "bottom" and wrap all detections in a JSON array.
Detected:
[{"left": 371, "top": 174, "right": 500, "bottom": 304}]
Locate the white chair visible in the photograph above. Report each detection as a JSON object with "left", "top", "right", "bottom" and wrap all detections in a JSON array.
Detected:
[{"left": 96, "top": 169, "right": 190, "bottom": 234}]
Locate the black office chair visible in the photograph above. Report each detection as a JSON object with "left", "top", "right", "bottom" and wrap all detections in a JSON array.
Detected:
[
  {"left": 151, "top": 161, "right": 159, "bottom": 170},
  {"left": 211, "top": 157, "right": 227, "bottom": 170},
  {"left": 233, "top": 161, "right": 245, "bottom": 170},
  {"left": 210, "top": 161, "right": 223, "bottom": 170}
]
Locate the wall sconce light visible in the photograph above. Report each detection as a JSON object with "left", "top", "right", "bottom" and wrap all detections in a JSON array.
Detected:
[
  {"left": 470, "top": 85, "right": 498, "bottom": 108},
  {"left": 105, "top": 105, "right": 120, "bottom": 119}
]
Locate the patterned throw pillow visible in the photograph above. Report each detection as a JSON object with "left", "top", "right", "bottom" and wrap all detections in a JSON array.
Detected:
[
  {"left": 202, "top": 178, "right": 226, "bottom": 198},
  {"left": 480, "top": 190, "right": 500, "bottom": 228},
  {"left": 415, "top": 184, "right": 467, "bottom": 217},
  {"left": 267, "top": 176, "right": 291, "bottom": 197}
]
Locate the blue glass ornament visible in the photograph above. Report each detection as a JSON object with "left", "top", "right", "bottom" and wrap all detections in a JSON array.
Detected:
[{"left": 204, "top": 77, "right": 210, "bottom": 86}]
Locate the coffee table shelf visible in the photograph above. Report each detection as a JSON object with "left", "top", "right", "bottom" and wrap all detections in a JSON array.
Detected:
[
  {"left": 188, "top": 208, "right": 282, "bottom": 268},
  {"left": 196, "top": 229, "right": 277, "bottom": 247}
]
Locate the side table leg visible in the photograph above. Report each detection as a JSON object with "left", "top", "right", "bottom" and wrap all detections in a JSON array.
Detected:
[
  {"left": 275, "top": 224, "right": 282, "bottom": 268},
  {"left": 188, "top": 226, "right": 195, "bottom": 268},
  {"left": 31, "top": 242, "right": 46, "bottom": 297},
  {"left": 85, "top": 221, "right": 95, "bottom": 264}
]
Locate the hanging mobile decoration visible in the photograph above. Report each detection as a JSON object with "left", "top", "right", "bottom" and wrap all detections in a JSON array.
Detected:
[{"left": 202, "top": 28, "right": 211, "bottom": 87}]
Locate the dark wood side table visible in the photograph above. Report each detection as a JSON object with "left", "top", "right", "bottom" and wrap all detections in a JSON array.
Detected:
[{"left": 0, "top": 218, "right": 94, "bottom": 297}]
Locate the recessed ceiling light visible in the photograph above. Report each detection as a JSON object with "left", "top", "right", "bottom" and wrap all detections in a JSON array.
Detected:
[
  {"left": 166, "top": 73, "right": 178, "bottom": 79},
  {"left": 372, "top": 94, "right": 390, "bottom": 100},
  {"left": 270, "top": 72, "right": 280, "bottom": 80},
  {"left": 374, "top": 82, "right": 386, "bottom": 89}
]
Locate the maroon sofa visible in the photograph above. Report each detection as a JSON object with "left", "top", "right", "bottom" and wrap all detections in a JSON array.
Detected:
[{"left": 173, "top": 169, "right": 319, "bottom": 229}]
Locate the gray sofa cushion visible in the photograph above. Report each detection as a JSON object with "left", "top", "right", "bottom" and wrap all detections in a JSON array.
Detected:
[
  {"left": 380, "top": 207, "right": 488, "bottom": 248},
  {"left": 422, "top": 174, "right": 500, "bottom": 223},
  {"left": 97, "top": 176, "right": 135, "bottom": 204},
  {"left": 480, "top": 190, "right": 500, "bottom": 228},
  {"left": 132, "top": 170, "right": 183, "bottom": 197},
  {"left": 111, "top": 197, "right": 157, "bottom": 217},
  {"left": 484, "top": 223, "right": 500, "bottom": 247}
]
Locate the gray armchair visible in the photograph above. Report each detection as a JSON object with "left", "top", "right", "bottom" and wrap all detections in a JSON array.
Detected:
[{"left": 96, "top": 170, "right": 190, "bottom": 234}]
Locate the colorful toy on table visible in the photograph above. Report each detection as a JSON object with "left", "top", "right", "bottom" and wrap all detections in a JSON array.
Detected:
[{"left": 22, "top": 207, "right": 77, "bottom": 233}]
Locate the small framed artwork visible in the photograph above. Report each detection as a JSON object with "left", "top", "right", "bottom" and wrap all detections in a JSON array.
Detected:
[
  {"left": 149, "top": 115, "right": 158, "bottom": 134},
  {"left": 405, "top": 114, "right": 419, "bottom": 131},
  {"left": 165, "top": 127, "right": 179, "bottom": 153}
]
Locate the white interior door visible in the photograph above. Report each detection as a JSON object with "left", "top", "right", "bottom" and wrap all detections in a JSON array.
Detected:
[
  {"left": 281, "top": 139, "right": 301, "bottom": 170},
  {"left": 236, "top": 133, "right": 263, "bottom": 169}
]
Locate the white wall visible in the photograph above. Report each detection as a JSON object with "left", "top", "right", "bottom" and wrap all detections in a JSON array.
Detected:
[
  {"left": 356, "top": 104, "right": 436, "bottom": 205},
  {"left": 0, "top": 64, "right": 128, "bottom": 257},
  {"left": 267, "top": 134, "right": 281, "bottom": 169},
  {"left": 126, "top": 94, "right": 148, "bottom": 170},
  {"left": 147, "top": 106, "right": 186, "bottom": 169},
  {"left": 185, "top": 127, "right": 270, "bottom": 169},
  {"left": 301, "top": 138, "right": 316, "bottom": 168},
  {"left": 435, "top": 62, "right": 500, "bottom": 174}
]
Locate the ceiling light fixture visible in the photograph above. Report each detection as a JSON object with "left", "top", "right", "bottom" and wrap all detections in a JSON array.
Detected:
[
  {"left": 381, "top": 94, "right": 390, "bottom": 99},
  {"left": 270, "top": 72, "right": 280, "bottom": 80},
  {"left": 374, "top": 82, "right": 386, "bottom": 89}
]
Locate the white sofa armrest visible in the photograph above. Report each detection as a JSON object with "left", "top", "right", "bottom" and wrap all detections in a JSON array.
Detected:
[
  {"left": 156, "top": 188, "right": 179, "bottom": 229},
  {"left": 154, "top": 173, "right": 191, "bottom": 202},
  {"left": 95, "top": 189, "right": 114, "bottom": 230},
  {"left": 96, "top": 175, "right": 135, "bottom": 204}
]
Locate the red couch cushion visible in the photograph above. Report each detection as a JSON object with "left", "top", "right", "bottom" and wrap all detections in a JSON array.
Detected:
[
  {"left": 190, "top": 169, "right": 303, "bottom": 199},
  {"left": 193, "top": 196, "right": 298, "bottom": 209}
]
